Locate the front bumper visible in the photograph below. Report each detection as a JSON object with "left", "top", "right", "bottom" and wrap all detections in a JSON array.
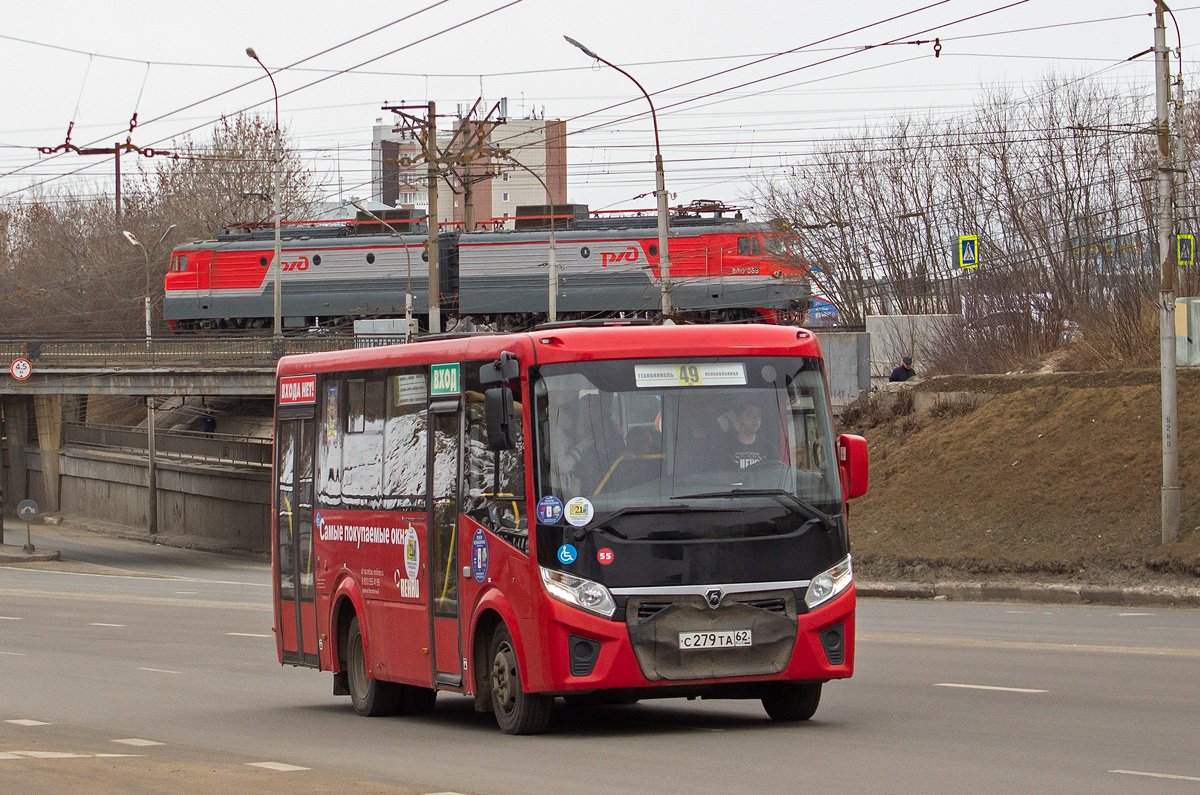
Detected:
[{"left": 528, "top": 584, "right": 855, "bottom": 694}]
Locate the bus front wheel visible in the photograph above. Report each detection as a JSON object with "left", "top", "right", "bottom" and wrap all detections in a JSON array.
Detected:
[
  {"left": 761, "top": 681, "right": 822, "bottom": 722},
  {"left": 346, "top": 616, "right": 403, "bottom": 717},
  {"left": 488, "top": 624, "right": 552, "bottom": 735}
]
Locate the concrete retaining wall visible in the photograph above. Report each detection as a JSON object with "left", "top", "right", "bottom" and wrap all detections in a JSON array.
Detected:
[{"left": 33, "top": 447, "right": 271, "bottom": 552}]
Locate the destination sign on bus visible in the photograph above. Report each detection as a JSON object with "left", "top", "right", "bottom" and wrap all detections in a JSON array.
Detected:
[
  {"left": 279, "top": 374, "right": 317, "bottom": 404},
  {"left": 634, "top": 363, "right": 747, "bottom": 388}
]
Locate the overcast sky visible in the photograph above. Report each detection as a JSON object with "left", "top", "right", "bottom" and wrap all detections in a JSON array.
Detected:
[{"left": 1, "top": 0, "right": 1193, "bottom": 217}]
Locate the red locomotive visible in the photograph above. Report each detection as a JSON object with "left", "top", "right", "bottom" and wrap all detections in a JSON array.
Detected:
[{"left": 164, "top": 204, "right": 808, "bottom": 331}]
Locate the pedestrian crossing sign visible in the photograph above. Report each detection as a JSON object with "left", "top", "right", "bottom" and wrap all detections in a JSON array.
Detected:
[
  {"left": 958, "top": 235, "right": 978, "bottom": 269},
  {"left": 1179, "top": 234, "right": 1195, "bottom": 267}
]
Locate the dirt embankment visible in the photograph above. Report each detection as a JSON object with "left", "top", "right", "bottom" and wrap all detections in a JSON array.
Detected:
[{"left": 845, "top": 371, "right": 1200, "bottom": 586}]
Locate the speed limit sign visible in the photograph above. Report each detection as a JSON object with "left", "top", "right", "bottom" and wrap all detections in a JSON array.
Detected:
[{"left": 10, "top": 358, "right": 31, "bottom": 380}]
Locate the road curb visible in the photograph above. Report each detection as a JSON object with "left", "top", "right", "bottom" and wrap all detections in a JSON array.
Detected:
[
  {"left": 858, "top": 580, "right": 1200, "bottom": 608},
  {"left": 0, "top": 545, "right": 62, "bottom": 564}
]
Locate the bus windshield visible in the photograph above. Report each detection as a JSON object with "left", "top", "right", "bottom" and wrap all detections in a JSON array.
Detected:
[{"left": 531, "top": 356, "right": 843, "bottom": 536}]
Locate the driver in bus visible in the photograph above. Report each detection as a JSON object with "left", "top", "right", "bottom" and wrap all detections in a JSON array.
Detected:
[{"left": 724, "top": 403, "right": 775, "bottom": 470}]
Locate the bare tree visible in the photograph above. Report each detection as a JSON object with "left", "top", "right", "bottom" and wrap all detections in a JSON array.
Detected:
[{"left": 0, "top": 114, "right": 317, "bottom": 334}]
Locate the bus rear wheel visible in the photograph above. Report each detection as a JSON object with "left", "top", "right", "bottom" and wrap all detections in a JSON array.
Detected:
[
  {"left": 489, "top": 624, "right": 552, "bottom": 735},
  {"left": 761, "top": 682, "right": 822, "bottom": 722},
  {"left": 346, "top": 616, "right": 403, "bottom": 716}
]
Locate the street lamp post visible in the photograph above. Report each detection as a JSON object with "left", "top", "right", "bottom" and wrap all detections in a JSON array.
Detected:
[
  {"left": 351, "top": 201, "right": 416, "bottom": 342},
  {"left": 122, "top": 224, "right": 175, "bottom": 538},
  {"left": 123, "top": 224, "right": 177, "bottom": 344},
  {"left": 247, "top": 47, "right": 283, "bottom": 341},
  {"left": 492, "top": 150, "right": 559, "bottom": 321},
  {"left": 566, "top": 36, "right": 672, "bottom": 317}
]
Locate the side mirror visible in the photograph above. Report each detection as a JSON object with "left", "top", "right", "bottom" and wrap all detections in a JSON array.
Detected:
[
  {"left": 484, "top": 387, "right": 516, "bottom": 451},
  {"left": 837, "top": 434, "right": 869, "bottom": 500},
  {"left": 480, "top": 351, "right": 519, "bottom": 385}
]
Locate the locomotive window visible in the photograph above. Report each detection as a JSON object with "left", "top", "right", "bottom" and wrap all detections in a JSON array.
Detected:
[
  {"left": 366, "top": 253, "right": 376, "bottom": 264},
  {"left": 648, "top": 245, "right": 658, "bottom": 257},
  {"left": 260, "top": 256, "right": 269, "bottom": 267},
  {"left": 312, "top": 255, "right": 322, "bottom": 266}
]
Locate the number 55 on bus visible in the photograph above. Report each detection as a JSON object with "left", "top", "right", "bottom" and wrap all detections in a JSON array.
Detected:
[{"left": 272, "top": 323, "right": 868, "bottom": 734}]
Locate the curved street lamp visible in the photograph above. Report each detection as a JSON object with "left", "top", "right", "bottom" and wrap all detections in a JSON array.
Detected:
[
  {"left": 351, "top": 200, "right": 416, "bottom": 342},
  {"left": 247, "top": 47, "right": 283, "bottom": 340},
  {"left": 122, "top": 224, "right": 177, "bottom": 342},
  {"left": 565, "top": 36, "right": 672, "bottom": 317},
  {"left": 490, "top": 149, "right": 559, "bottom": 322}
]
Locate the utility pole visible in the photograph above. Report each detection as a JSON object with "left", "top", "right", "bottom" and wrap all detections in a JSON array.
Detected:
[
  {"left": 426, "top": 101, "right": 440, "bottom": 334},
  {"left": 1155, "top": 1, "right": 1181, "bottom": 544},
  {"left": 382, "top": 98, "right": 508, "bottom": 334}
]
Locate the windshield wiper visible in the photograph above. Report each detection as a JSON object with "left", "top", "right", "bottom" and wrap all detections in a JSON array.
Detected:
[
  {"left": 580, "top": 504, "right": 737, "bottom": 539},
  {"left": 671, "top": 488, "right": 830, "bottom": 522}
]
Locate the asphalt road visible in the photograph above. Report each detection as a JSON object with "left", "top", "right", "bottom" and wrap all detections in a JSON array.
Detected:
[{"left": 2, "top": 527, "right": 1198, "bottom": 794}]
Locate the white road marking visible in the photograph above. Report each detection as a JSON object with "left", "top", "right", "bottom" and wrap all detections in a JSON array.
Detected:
[
  {"left": 0, "top": 616, "right": 23, "bottom": 620},
  {"left": 174, "top": 592, "right": 198, "bottom": 595},
  {"left": 5, "top": 719, "right": 49, "bottom": 726},
  {"left": 0, "top": 651, "right": 27, "bottom": 656},
  {"left": 90, "top": 623, "right": 125, "bottom": 627},
  {"left": 226, "top": 632, "right": 272, "bottom": 638},
  {"left": 137, "top": 667, "right": 181, "bottom": 674},
  {"left": 0, "top": 567, "right": 270, "bottom": 588},
  {"left": 1111, "top": 769, "right": 1200, "bottom": 782},
  {"left": 935, "top": 683, "right": 1048, "bottom": 693},
  {"left": 1116, "top": 612, "right": 1154, "bottom": 617},
  {"left": 0, "top": 751, "right": 145, "bottom": 760},
  {"left": 112, "top": 738, "right": 163, "bottom": 747},
  {"left": 247, "top": 761, "right": 310, "bottom": 772},
  {"left": 426, "top": 792, "right": 473, "bottom": 795},
  {"left": 1005, "top": 610, "right": 1035, "bottom": 614}
]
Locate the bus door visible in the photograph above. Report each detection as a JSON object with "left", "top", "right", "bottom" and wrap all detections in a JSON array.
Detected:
[
  {"left": 276, "top": 416, "right": 319, "bottom": 667},
  {"left": 428, "top": 398, "right": 464, "bottom": 687}
]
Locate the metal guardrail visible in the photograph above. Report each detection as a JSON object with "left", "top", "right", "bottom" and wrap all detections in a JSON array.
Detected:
[
  {"left": 65, "top": 422, "right": 273, "bottom": 467},
  {"left": 0, "top": 334, "right": 409, "bottom": 368}
]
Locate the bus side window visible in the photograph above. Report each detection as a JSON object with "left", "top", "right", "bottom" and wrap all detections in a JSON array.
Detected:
[
  {"left": 384, "top": 371, "right": 428, "bottom": 510},
  {"left": 343, "top": 377, "right": 385, "bottom": 508},
  {"left": 317, "top": 381, "right": 343, "bottom": 507},
  {"left": 464, "top": 365, "right": 528, "bottom": 553}
]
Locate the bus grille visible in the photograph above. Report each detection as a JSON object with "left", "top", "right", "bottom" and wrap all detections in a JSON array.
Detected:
[{"left": 624, "top": 590, "right": 799, "bottom": 681}]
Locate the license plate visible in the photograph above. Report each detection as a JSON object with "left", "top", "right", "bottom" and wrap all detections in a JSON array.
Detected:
[{"left": 678, "top": 629, "right": 752, "bottom": 649}]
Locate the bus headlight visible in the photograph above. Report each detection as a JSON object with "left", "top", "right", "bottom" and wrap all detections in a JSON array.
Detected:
[
  {"left": 540, "top": 567, "right": 616, "bottom": 618},
  {"left": 804, "top": 555, "right": 853, "bottom": 610}
]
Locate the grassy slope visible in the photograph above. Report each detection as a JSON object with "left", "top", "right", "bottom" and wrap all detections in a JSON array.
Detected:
[{"left": 848, "top": 376, "right": 1200, "bottom": 577}]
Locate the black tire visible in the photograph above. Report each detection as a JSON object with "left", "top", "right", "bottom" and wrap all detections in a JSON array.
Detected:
[
  {"left": 489, "top": 624, "right": 552, "bottom": 735},
  {"left": 346, "top": 616, "right": 403, "bottom": 717},
  {"left": 761, "top": 682, "right": 822, "bottom": 721},
  {"left": 399, "top": 685, "right": 437, "bottom": 715}
]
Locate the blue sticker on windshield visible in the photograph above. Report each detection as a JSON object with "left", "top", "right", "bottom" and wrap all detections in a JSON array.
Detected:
[
  {"left": 537, "top": 495, "right": 564, "bottom": 524},
  {"left": 471, "top": 527, "right": 488, "bottom": 583},
  {"left": 557, "top": 544, "right": 578, "bottom": 565}
]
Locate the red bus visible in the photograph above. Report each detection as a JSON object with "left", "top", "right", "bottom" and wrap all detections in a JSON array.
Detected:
[{"left": 272, "top": 322, "right": 867, "bottom": 734}]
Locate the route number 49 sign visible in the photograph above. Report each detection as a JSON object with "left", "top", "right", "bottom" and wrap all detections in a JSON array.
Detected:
[{"left": 10, "top": 358, "right": 32, "bottom": 380}]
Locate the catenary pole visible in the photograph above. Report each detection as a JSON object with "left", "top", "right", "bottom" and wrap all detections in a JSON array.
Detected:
[
  {"left": 1155, "top": 1, "right": 1180, "bottom": 543},
  {"left": 426, "top": 101, "right": 440, "bottom": 334}
]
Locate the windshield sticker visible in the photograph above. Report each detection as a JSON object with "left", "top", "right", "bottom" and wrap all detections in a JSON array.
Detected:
[
  {"left": 537, "top": 496, "right": 565, "bottom": 524},
  {"left": 557, "top": 544, "right": 578, "bottom": 565},
  {"left": 634, "top": 363, "right": 747, "bottom": 388},
  {"left": 564, "top": 497, "right": 595, "bottom": 527},
  {"left": 471, "top": 527, "right": 489, "bottom": 583},
  {"left": 597, "top": 548, "right": 614, "bottom": 565}
]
